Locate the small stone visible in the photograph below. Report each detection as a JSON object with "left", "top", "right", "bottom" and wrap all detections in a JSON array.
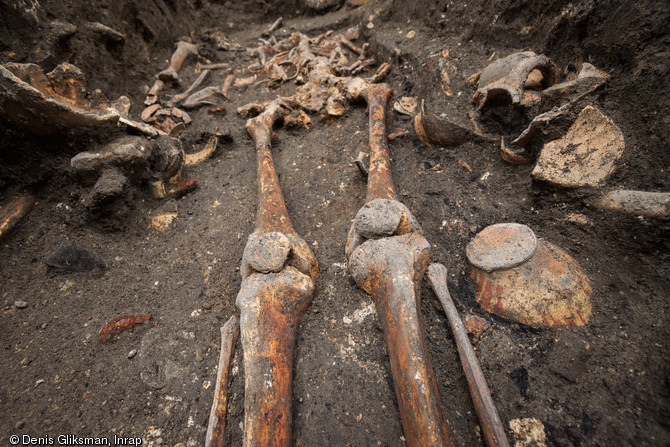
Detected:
[
  {"left": 566, "top": 213, "right": 590, "bottom": 225},
  {"left": 15, "top": 420, "right": 25, "bottom": 430},
  {"left": 41, "top": 323, "right": 47, "bottom": 329},
  {"left": 14, "top": 300, "right": 28, "bottom": 309},
  {"left": 35, "top": 379, "right": 45, "bottom": 386},
  {"left": 509, "top": 417, "right": 546, "bottom": 447},
  {"left": 202, "top": 302, "right": 212, "bottom": 310},
  {"left": 466, "top": 223, "right": 537, "bottom": 272},
  {"left": 21, "top": 357, "right": 31, "bottom": 366},
  {"left": 128, "top": 349, "right": 137, "bottom": 359}
]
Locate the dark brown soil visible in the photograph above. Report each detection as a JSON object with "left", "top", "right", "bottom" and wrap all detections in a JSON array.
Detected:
[{"left": 1, "top": 0, "right": 668, "bottom": 446}]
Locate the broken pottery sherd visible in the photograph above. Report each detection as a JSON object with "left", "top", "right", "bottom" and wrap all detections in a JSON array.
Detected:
[
  {"left": 532, "top": 106, "right": 624, "bottom": 188},
  {"left": 587, "top": 190, "right": 670, "bottom": 219},
  {"left": 540, "top": 63, "right": 609, "bottom": 111},
  {"left": 467, "top": 223, "right": 591, "bottom": 328},
  {"left": 466, "top": 223, "right": 537, "bottom": 272},
  {"left": 474, "top": 51, "right": 560, "bottom": 110},
  {"left": 414, "top": 101, "right": 471, "bottom": 147}
]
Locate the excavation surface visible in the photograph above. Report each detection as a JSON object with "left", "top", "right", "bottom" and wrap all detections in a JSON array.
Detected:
[{"left": 1, "top": 1, "right": 668, "bottom": 446}]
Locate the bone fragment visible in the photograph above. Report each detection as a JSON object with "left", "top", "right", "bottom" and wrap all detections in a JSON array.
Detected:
[
  {"left": 141, "top": 104, "right": 162, "bottom": 122},
  {"left": 587, "top": 190, "right": 670, "bottom": 219},
  {"left": 118, "top": 116, "right": 164, "bottom": 137},
  {"left": 0, "top": 195, "right": 36, "bottom": 241},
  {"left": 427, "top": 264, "right": 510, "bottom": 447},
  {"left": 171, "top": 107, "right": 191, "bottom": 124},
  {"left": 388, "top": 130, "right": 409, "bottom": 140},
  {"left": 196, "top": 62, "right": 230, "bottom": 72},
  {"left": 158, "top": 41, "right": 198, "bottom": 85},
  {"left": 221, "top": 74, "right": 234, "bottom": 98},
  {"left": 145, "top": 79, "right": 165, "bottom": 106},
  {"left": 85, "top": 22, "right": 125, "bottom": 44},
  {"left": 263, "top": 17, "right": 283, "bottom": 37},
  {"left": 182, "top": 86, "right": 222, "bottom": 109},
  {"left": 354, "top": 151, "right": 369, "bottom": 177},
  {"left": 205, "top": 315, "right": 240, "bottom": 447},
  {"left": 169, "top": 70, "right": 210, "bottom": 106},
  {"left": 0, "top": 63, "right": 121, "bottom": 135}
]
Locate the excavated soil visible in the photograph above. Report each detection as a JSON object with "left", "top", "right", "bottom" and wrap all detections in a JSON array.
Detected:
[{"left": 1, "top": 0, "right": 668, "bottom": 446}]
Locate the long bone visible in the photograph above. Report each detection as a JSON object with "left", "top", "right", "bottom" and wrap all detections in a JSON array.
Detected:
[
  {"left": 236, "top": 98, "right": 318, "bottom": 447},
  {"left": 345, "top": 80, "right": 455, "bottom": 447},
  {"left": 157, "top": 41, "right": 198, "bottom": 85}
]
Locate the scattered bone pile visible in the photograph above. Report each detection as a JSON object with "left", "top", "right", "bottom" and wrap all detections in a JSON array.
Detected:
[
  {"left": 142, "top": 40, "right": 232, "bottom": 135},
  {"left": 237, "top": 28, "right": 390, "bottom": 122}
]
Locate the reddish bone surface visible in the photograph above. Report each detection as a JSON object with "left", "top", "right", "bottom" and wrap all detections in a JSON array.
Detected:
[
  {"left": 236, "top": 99, "right": 317, "bottom": 447},
  {"left": 345, "top": 82, "right": 454, "bottom": 447}
]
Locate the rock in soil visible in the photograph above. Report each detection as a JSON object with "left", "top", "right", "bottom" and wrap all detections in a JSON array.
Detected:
[{"left": 509, "top": 417, "right": 547, "bottom": 447}]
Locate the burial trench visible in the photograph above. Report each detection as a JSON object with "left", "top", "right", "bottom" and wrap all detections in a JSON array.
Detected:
[{"left": 0, "top": 1, "right": 669, "bottom": 446}]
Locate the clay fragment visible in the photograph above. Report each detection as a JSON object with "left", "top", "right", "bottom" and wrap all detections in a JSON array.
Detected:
[
  {"left": 463, "top": 315, "right": 489, "bottom": 339},
  {"left": 466, "top": 223, "right": 537, "bottom": 272},
  {"left": 587, "top": 190, "right": 670, "bottom": 219},
  {"left": 541, "top": 63, "right": 609, "bottom": 110},
  {"left": 474, "top": 52, "right": 559, "bottom": 109},
  {"left": 184, "top": 136, "right": 218, "bottom": 166},
  {"left": 99, "top": 314, "right": 151, "bottom": 343},
  {"left": 414, "top": 101, "right": 471, "bottom": 147},
  {"left": 532, "top": 106, "right": 625, "bottom": 188},
  {"left": 500, "top": 137, "right": 530, "bottom": 164},
  {"left": 467, "top": 224, "right": 591, "bottom": 328}
]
